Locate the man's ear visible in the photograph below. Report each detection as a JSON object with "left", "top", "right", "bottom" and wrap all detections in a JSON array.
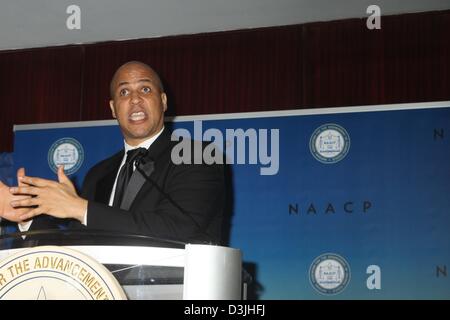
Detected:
[
  {"left": 109, "top": 100, "right": 116, "bottom": 118},
  {"left": 161, "top": 93, "right": 168, "bottom": 112}
]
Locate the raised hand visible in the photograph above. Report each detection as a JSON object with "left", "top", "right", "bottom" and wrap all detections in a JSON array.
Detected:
[
  {"left": 9, "top": 166, "right": 87, "bottom": 223},
  {"left": 0, "top": 177, "right": 30, "bottom": 223}
]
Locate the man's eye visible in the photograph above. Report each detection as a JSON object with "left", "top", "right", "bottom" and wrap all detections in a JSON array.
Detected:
[
  {"left": 142, "top": 87, "right": 151, "bottom": 94},
  {"left": 119, "top": 89, "right": 129, "bottom": 96}
]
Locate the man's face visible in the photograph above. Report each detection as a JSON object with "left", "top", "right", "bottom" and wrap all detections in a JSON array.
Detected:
[{"left": 109, "top": 64, "right": 167, "bottom": 146}]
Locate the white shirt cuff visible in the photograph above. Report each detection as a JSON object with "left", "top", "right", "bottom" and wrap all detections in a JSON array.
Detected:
[
  {"left": 18, "top": 220, "right": 33, "bottom": 239},
  {"left": 18, "top": 220, "right": 33, "bottom": 232},
  {"left": 82, "top": 209, "right": 88, "bottom": 226}
]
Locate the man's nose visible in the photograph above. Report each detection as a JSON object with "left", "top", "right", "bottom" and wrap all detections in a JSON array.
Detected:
[{"left": 130, "top": 91, "right": 142, "bottom": 104}]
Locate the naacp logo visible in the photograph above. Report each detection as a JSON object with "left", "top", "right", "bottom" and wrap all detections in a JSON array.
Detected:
[
  {"left": 48, "top": 138, "right": 84, "bottom": 175},
  {"left": 309, "top": 253, "right": 350, "bottom": 295},
  {"left": 0, "top": 246, "right": 127, "bottom": 300},
  {"left": 309, "top": 124, "right": 350, "bottom": 164}
]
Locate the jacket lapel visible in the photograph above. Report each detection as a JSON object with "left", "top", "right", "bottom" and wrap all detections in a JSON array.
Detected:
[{"left": 120, "top": 157, "right": 155, "bottom": 210}]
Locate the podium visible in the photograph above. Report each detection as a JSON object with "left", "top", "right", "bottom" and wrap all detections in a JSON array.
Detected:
[{"left": 0, "top": 230, "right": 243, "bottom": 300}]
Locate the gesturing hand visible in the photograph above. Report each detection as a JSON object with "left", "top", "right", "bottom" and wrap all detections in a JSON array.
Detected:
[
  {"left": 0, "top": 168, "right": 32, "bottom": 223},
  {"left": 0, "top": 181, "right": 30, "bottom": 223},
  {"left": 9, "top": 166, "right": 88, "bottom": 223}
]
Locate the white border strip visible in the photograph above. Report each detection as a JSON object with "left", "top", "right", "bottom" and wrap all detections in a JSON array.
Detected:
[{"left": 14, "top": 100, "right": 450, "bottom": 131}]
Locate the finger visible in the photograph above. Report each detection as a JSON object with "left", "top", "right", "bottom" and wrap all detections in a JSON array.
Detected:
[
  {"left": 17, "top": 167, "right": 26, "bottom": 187},
  {"left": 57, "top": 166, "right": 76, "bottom": 192},
  {"left": 19, "top": 207, "right": 43, "bottom": 221},
  {"left": 19, "top": 175, "right": 54, "bottom": 187},
  {"left": 15, "top": 207, "right": 32, "bottom": 215},
  {"left": 10, "top": 186, "right": 40, "bottom": 196},
  {"left": 10, "top": 196, "right": 41, "bottom": 208},
  {"left": 58, "top": 166, "right": 70, "bottom": 184},
  {"left": 15, "top": 207, "right": 34, "bottom": 222},
  {"left": 12, "top": 195, "right": 31, "bottom": 201}
]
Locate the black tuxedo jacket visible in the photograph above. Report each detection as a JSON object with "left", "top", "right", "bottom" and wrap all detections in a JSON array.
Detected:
[{"left": 31, "top": 128, "right": 225, "bottom": 244}]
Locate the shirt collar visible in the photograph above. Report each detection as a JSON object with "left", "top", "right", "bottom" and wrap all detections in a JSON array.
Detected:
[{"left": 123, "top": 126, "right": 164, "bottom": 154}]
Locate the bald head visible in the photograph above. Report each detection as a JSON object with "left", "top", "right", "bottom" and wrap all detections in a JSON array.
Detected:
[{"left": 110, "top": 61, "right": 164, "bottom": 98}]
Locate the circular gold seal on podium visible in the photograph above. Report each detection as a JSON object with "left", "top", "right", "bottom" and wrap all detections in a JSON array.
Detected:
[{"left": 0, "top": 246, "right": 127, "bottom": 300}]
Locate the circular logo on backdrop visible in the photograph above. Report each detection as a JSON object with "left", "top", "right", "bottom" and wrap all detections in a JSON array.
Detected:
[
  {"left": 309, "top": 124, "right": 350, "bottom": 164},
  {"left": 309, "top": 253, "right": 351, "bottom": 295},
  {"left": 0, "top": 246, "right": 127, "bottom": 300},
  {"left": 48, "top": 138, "right": 84, "bottom": 175}
]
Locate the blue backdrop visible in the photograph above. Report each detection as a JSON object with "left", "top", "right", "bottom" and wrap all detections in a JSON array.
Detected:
[{"left": 12, "top": 102, "right": 450, "bottom": 299}]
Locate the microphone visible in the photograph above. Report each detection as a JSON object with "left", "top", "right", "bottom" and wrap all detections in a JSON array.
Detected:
[{"left": 134, "top": 153, "right": 214, "bottom": 244}]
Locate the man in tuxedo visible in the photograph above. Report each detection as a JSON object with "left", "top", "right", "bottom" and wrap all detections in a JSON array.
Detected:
[{"left": 1, "top": 61, "right": 225, "bottom": 244}]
